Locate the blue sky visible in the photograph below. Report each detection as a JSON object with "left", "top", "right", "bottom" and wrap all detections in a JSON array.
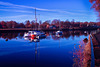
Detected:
[{"left": 0, "top": 0, "right": 98, "bottom": 23}]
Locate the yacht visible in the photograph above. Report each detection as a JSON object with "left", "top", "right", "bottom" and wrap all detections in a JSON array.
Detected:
[
  {"left": 24, "top": 31, "right": 46, "bottom": 38},
  {"left": 24, "top": 9, "right": 46, "bottom": 38},
  {"left": 55, "top": 20, "right": 63, "bottom": 36}
]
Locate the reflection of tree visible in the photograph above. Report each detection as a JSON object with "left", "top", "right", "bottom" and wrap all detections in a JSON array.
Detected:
[
  {"left": 50, "top": 31, "right": 90, "bottom": 40},
  {"left": 45, "top": 31, "right": 50, "bottom": 36},
  {"left": 62, "top": 31, "right": 70, "bottom": 39},
  {"left": 0, "top": 31, "right": 91, "bottom": 41},
  {"left": 1, "top": 33, "right": 18, "bottom": 40},
  {"left": 18, "top": 32, "right": 24, "bottom": 39},
  {"left": 73, "top": 36, "right": 91, "bottom": 67},
  {"left": 1, "top": 32, "right": 24, "bottom": 40},
  {"left": 0, "top": 33, "right": 1, "bottom": 38},
  {"left": 51, "top": 35, "right": 61, "bottom": 40}
]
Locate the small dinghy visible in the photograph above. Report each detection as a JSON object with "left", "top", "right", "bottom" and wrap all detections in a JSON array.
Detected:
[{"left": 56, "top": 31, "right": 63, "bottom": 35}]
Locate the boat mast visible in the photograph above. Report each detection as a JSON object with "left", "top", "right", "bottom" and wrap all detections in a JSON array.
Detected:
[
  {"left": 35, "top": 8, "right": 37, "bottom": 30},
  {"left": 59, "top": 20, "right": 61, "bottom": 30},
  {"left": 38, "top": 14, "right": 40, "bottom": 30}
]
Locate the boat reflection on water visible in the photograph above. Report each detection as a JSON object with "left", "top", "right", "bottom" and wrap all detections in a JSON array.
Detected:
[
  {"left": 55, "top": 32, "right": 63, "bottom": 48},
  {"left": 24, "top": 37, "right": 40, "bottom": 64},
  {"left": 24, "top": 37, "right": 40, "bottom": 43},
  {"left": 24, "top": 33, "right": 46, "bottom": 64}
]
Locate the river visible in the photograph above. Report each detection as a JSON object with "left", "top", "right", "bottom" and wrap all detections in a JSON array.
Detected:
[{"left": 0, "top": 31, "right": 92, "bottom": 67}]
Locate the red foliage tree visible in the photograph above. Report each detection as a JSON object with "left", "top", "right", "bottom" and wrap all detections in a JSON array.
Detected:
[
  {"left": 89, "top": 0, "right": 100, "bottom": 21},
  {"left": 40, "top": 20, "right": 50, "bottom": 29},
  {"left": 25, "top": 20, "right": 31, "bottom": 28},
  {"left": 64, "top": 20, "right": 71, "bottom": 28},
  {"left": 51, "top": 19, "right": 59, "bottom": 27},
  {"left": 6, "top": 21, "right": 18, "bottom": 28},
  {"left": 96, "top": 22, "right": 100, "bottom": 26},
  {"left": 0, "top": 21, "right": 7, "bottom": 28},
  {"left": 19, "top": 23, "right": 25, "bottom": 28},
  {"left": 31, "top": 21, "right": 35, "bottom": 28}
]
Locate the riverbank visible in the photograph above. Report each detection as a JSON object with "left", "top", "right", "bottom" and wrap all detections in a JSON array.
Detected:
[
  {"left": 0, "top": 27, "right": 98, "bottom": 31},
  {"left": 91, "top": 31, "right": 100, "bottom": 67}
]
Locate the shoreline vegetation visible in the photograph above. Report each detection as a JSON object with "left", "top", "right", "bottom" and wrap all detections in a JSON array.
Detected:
[
  {"left": 0, "top": 20, "right": 100, "bottom": 31},
  {"left": 73, "top": 35, "right": 91, "bottom": 67}
]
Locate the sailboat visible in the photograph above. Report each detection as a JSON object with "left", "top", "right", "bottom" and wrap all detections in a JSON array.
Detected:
[
  {"left": 24, "top": 8, "right": 46, "bottom": 38},
  {"left": 56, "top": 20, "right": 63, "bottom": 36}
]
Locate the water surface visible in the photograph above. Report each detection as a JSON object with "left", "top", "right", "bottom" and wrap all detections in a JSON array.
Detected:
[{"left": 0, "top": 31, "right": 90, "bottom": 67}]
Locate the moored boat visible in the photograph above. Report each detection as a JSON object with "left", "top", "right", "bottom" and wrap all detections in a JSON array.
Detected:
[
  {"left": 56, "top": 31, "right": 63, "bottom": 36},
  {"left": 24, "top": 31, "right": 46, "bottom": 38}
]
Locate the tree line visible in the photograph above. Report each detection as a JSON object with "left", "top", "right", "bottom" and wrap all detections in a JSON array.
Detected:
[{"left": 0, "top": 19, "right": 100, "bottom": 29}]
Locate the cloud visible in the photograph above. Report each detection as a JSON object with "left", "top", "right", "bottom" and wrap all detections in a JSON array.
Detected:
[
  {"left": 0, "top": 15, "right": 34, "bottom": 22},
  {"left": 0, "top": 1, "right": 34, "bottom": 9},
  {"left": 0, "top": 1, "right": 88, "bottom": 16},
  {"left": 0, "top": 1, "right": 50, "bottom": 11},
  {"left": 0, "top": 9, "right": 33, "bottom": 13},
  {"left": 0, "top": 15, "right": 31, "bottom": 19}
]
